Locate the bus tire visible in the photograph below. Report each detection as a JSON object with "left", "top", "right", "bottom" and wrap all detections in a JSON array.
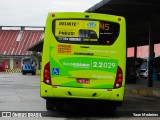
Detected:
[
  {"left": 116, "top": 101, "right": 123, "bottom": 106},
  {"left": 54, "top": 102, "right": 64, "bottom": 111},
  {"left": 46, "top": 98, "right": 64, "bottom": 111},
  {"left": 110, "top": 103, "right": 117, "bottom": 115},
  {"left": 46, "top": 98, "right": 54, "bottom": 110}
]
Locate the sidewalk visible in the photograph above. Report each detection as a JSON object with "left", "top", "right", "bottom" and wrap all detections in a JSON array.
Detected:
[{"left": 125, "top": 84, "right": 160, "bottom": 98}]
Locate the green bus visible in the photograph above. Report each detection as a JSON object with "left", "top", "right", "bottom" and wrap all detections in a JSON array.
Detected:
[{"left": 40, "top": 12, "right": 126, "bottom": 111}]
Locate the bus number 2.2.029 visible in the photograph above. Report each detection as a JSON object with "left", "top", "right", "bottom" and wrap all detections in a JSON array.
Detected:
[{"left": 92, "top": 62, "right": 116, "bottom": 69}]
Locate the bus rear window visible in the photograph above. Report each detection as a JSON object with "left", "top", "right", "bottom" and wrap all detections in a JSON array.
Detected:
[{"left": 52, "top": 20, "right": 120, "bottom": 45}]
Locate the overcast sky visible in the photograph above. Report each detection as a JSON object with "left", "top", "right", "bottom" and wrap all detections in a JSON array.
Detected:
[{"left": 0, "top": 0, "right": 101, "bottom": 26}]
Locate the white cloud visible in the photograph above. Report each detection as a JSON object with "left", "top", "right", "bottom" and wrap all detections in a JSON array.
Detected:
[
  {"left": 0, "top": 0, "right": 101, "bottom": 26},
  {"left": 53, "top": 0, "right": 101, "bottom": 12}
]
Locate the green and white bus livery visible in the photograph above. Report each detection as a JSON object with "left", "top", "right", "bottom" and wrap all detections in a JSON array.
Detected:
[{"left": 40, "top": 12, "right": 126, "bottom": 111}]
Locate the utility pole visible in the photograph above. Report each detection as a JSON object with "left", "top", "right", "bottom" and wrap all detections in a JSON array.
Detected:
[{"left": 148, "top": 20, "right": 154, "bottom": 87}]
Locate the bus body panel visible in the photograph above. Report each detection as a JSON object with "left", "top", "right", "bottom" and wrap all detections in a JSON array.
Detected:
[{"left": 41, "top": 12, "right": 126, "bottom": 102}]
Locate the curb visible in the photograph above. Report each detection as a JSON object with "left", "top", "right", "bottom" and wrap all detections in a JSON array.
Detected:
[{"left": 126, "top": 89, "right": 160, "bottom": 98}]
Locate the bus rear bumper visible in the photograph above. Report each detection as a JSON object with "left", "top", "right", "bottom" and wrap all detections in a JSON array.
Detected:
[{"left": 40, "top": 82, "right": 125, "bottom": 101}]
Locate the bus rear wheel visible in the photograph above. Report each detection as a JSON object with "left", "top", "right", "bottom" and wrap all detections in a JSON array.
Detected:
[
  {"left": 46, "top": 98, "right": 64, "bottom": 111},
  {"left": 46, "top": 98, "right": 54, "bottom": 110}
]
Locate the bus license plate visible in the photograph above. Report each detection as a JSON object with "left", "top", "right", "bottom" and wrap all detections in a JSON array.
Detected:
[{"left": 76, "top": 78, "right": 90, "bottom": 84}]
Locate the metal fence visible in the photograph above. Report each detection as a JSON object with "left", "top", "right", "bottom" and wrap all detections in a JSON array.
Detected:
[{"left": 0, "top": 69, "right": 21, "bottom": 73}]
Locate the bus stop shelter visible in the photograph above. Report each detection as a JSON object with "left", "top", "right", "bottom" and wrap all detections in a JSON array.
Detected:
[{"left": 28, "top": 0, "right": 160, "bottom": 87}]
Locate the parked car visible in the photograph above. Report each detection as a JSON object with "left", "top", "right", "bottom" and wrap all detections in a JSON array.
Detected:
[
  {"left": 0, "top": 60, "right": 6, "bottom": 71},
  {"left": 22, "top": 57, "right": 36, "bottom": 75},
  {"left": 138, "top": 60, "right": 148, "bottom": 79}
]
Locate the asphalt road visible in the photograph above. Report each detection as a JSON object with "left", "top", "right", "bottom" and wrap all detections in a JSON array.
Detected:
[{"left": 0, "top": 73, "right": 160, "bottom": 120}]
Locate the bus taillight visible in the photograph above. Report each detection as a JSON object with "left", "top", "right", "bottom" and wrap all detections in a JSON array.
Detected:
[
  {"left": 43, "top": 62, "right": 51, "bottom": 85},
  {"left": 114, "top": 66, "right": 123, "bottom": 89}
]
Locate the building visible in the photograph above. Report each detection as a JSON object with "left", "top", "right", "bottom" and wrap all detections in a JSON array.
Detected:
[{"left": 0, "top": 26, "right": 44, "bottom": 72}]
